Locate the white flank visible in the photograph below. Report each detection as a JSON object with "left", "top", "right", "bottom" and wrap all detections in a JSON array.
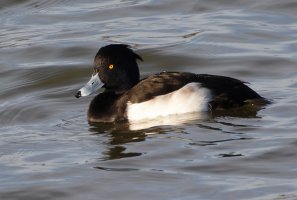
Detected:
[{"left": 127, "top": 83, "right": 211, "bottom": 122}]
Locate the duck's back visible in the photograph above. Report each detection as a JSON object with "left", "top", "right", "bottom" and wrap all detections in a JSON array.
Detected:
[{"left": 126, "top": 72, "right": 263, "bottom": 107}]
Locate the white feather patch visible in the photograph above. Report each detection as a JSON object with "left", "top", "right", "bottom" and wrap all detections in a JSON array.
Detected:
[{"left": 127, "top": 83, "right": 211, "bottom": 122}]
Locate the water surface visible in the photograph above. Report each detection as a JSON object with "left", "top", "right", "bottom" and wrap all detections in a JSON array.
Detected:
[{"left": 1, "top": 1, "right": 297, "bottom": 199}]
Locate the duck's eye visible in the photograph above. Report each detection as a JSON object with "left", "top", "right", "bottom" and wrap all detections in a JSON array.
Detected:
[{"left": 108, "top": 64, "right": 114, "bottom": 70}]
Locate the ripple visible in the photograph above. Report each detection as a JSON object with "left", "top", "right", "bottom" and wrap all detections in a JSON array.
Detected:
[{"left": 1, "top": 1, "right": 297, "bottom": 200}]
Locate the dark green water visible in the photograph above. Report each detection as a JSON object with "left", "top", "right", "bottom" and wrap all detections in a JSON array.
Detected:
[{"left": 1, "top": 1, "right": 297, "bottom": 199}]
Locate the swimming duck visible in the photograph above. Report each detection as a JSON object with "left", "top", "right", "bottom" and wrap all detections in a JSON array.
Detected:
[{"left": 75, "top": 44, "right": 267, "bottom": 123}]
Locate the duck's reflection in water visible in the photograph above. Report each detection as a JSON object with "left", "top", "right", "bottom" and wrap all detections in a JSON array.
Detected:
[{"left": 88, "top": 104, "right": 265, "bottom": 162}]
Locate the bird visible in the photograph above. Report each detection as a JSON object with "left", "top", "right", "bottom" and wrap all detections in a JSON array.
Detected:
[{"left": 75, "top": 44, "right": 268, "bottom": 123}]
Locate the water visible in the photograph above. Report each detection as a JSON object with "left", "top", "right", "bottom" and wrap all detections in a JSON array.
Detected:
[{"left": 1, "top": 1, "right": 297, "bottom": 199}]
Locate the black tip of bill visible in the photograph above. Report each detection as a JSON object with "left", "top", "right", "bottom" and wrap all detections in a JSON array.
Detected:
[{"left": 75, "top": 91, "right": 81, "bottom": 98}]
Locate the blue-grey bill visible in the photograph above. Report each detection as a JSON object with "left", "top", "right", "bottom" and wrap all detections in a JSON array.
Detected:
[{"left": 76, "top": 73, "right": 103, "bottom": 98}]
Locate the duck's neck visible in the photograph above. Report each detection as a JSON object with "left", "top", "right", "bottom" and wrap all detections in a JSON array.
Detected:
[
  {"left": 105, "top": 81, "right": 138, "bottom": 94},
  {"left": 105, "top": 79, "right": 139, "bottom": 95}
]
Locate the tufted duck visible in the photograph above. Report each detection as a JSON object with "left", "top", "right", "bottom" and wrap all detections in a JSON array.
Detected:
[{"left": 75, "top": 44, "right": 268, "bottom": 123}]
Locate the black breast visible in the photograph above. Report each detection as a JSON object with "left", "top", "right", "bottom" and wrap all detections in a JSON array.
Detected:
[{"left": 88, "top": 92, "right": 127, "bottom": 122}]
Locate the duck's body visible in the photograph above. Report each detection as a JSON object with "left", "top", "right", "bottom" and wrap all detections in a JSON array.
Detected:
[{"left": 76, "top": 44, "right": 267, "bottom": 123}]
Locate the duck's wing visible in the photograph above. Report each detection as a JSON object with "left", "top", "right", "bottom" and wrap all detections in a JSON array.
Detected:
[
  {"left": 126, "top": 72, "right": 198, "bottom": 103},
  {"left": 126, "top": 72, "right": 267, "bottom": 109},
  {"left": 195, "top": 74, "right": 268, "bottom": 108}
]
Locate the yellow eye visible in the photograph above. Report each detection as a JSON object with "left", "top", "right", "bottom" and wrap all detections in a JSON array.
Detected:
[{"left": 108, "top": 64, "right": 114, "bottom": 70}]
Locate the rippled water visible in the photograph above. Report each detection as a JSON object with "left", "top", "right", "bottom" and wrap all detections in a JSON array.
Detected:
[{"left": 1, "top": 1, "right": 297, "bottom": 199}]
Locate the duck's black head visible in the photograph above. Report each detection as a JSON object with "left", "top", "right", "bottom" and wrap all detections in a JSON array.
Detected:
[
  {"left": 95, "top": 44, "right": 142, "bottom": 91},
  {"left": 76, "top": 44, "right": 143, "bottom": 98}
]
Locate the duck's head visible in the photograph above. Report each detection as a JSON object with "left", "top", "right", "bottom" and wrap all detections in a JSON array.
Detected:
[{"left": 75, "top": 44, "right": 142, "bottom": 98}]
